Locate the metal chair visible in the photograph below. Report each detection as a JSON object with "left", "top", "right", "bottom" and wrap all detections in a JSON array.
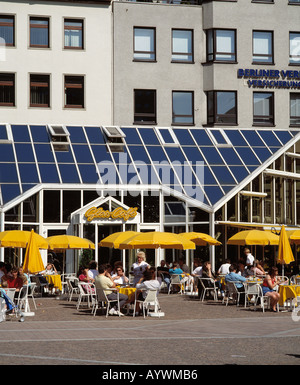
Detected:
[
  {"left": 76, "top": 282, "right": 94, "bottom": 310},
  {"left": 27, "top": 282, "right": 37, "bottom": 309},
  {"left": 224, "top": 281, "right": 246, "bottom": 307},
  {"left": 134, "top": 289, "right": 161, "bottom": 318},
  {"left": 66, "top": 276, "right": 80, "bottom": 301},
  {"left": 168, "top": 274, "right": 186, "bottom": 295},
  {"left": 93, "top": 288, "right": 121, "bottom": 318},
  {"left": 198, "top": 278, "right": 218, "bottom": 302}
]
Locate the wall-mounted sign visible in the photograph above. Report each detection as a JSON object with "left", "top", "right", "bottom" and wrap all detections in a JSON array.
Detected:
[
  {"left": 238, "top": 69, "right": 300, "bottom": 89},
  {"left": 84, "top": 206, "right": 138, "bottom": 222}
]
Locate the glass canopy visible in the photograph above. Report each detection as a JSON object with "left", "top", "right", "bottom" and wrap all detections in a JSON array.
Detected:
[{"left": 0, "top": 124, "right": 298, "bottom": 209}]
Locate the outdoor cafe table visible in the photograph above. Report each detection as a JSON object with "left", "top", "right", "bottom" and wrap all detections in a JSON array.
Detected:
[
  {"left": 44, "top": 274, "right": 62, "bottom": 291},
  {"left": 278, "top": 284, "right": 300, "bottom": 307}
]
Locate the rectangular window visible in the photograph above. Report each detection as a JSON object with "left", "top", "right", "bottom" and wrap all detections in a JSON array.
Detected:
[
  {"left": 64, "top": 19, "right": 83, "bottom": 49},
  {"left": 207, "top": 29, "right": 236, "bottom": 62},
  {"left": 253, "top": 92, "right": 274, "bottom": 125},
  {"left": 30, "top": 74, "right": 50, "bottom": 107},
  {"left": 289, "top": 0, "right": 300, "bottom": 3},
  {"left": 0, "top": 15, "right": 14, "bottom": 46},
  {"left": 30, "top": 17, "right": 49, "bottom": 48},
  {"left": 134, "top": 89, "right": 156, "bottom": 124},
  {"left": 133, "top": 27, "right": 155, "bottom": 61},
  {"left": 290, "top": 93, "right": 300, "bottom": 126},
  {"left": 172, "top": 29, "right": 193, "bottom": 63},
  {"left": 252, "top": 0, "right": 274, "bottom": 2},
  {"left": 0, "top": 73, "right": 15, "bottom": 106},
  {"left": 290, "top": 32, "right": 300, "bottom": 64},
  {"left": 64, "top": 75, "right": 84, "bottom": 108},
  {"left": 172, "top": 91, "right": 194, "bottom": 125},
  {"left": 252, "top": 30, "right": 273, "bottom": 64},
  {"left": 207, "top": 91, "right": 237, "bottom": 125}
]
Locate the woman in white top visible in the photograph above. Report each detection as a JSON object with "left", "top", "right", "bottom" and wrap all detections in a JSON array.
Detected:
[
  {"left": 112, "top": 266, "right": 129, "bottom": 286},
  {"left": 131, "top": 251, "right": 150, "bottom": 287},
  {"left": 135, "top": 267, "right": 161, "bottom": 316}
]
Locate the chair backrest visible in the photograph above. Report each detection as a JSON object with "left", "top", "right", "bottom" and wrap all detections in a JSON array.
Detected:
[
  {"left": 96, "top": 287, "right": 107, "bottom": 303},
  {"left": 143, "top": 289, "right": 157, "bottom": 303},
  {"left": 28, "top": 282, "right": 37, "bottom": 295},
  {"left": 246, "top": 283, "right": 261, "bottom": 295},
  {"left": 2, "top": 288, "right": 16, "bottom": 302},
  {"left": 200, "top": 278, "right": 215, "bottom": 289},
  {"left": 171, "top": 274, "right": 182, "bottom": 284},
  {"left": 226, "top": 281, "right": 238, "bottom": 295},
  {"left": 67, "top": 277, "right": 79, "bottom": 289},
  {"left": 78, "top": 282, "right": 88, "bottom": 294}
]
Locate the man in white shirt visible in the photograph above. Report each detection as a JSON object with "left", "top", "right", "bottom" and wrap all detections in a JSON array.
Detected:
[
  {"left": 244, "top": 248, "right": 255, "bottom": 266},
  {"left": 218, "top": 259, "right": 231, "bottom": 275}
]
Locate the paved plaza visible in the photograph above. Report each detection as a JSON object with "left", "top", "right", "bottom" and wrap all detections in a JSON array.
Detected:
[{"left": 1, "top": 292, "right": 300, "bottom": 368}]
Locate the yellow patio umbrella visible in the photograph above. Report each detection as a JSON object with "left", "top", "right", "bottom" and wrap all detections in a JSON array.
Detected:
[
  {"left": 47, "top": 235, "right": 95, "bottom": 274},
  {"left": 47, "top": 235, "right": 95, "bottom": 250},
  {"left": 286, "top": 229, "right": 300, "bottom": 244},
  {"left": 118, "top": 231, "right": 196, "bottom": 250},
  {"left": 180, "top": 232, "right": 222, "bottom": 246},
  {"left": 23, "top": 229, "right": 45, "bottom": 274},
  {"left": 227, "top": 229, "right": 279, "bottom": 246},
  {"left": 99, "top": 231, "right": 139, "bottom": 248},
  {"left": 0, "top": 229, "right": 49, "bottom": 249},
  {"left": 277, "top": 225, "right": 295, "bottom": 276}
]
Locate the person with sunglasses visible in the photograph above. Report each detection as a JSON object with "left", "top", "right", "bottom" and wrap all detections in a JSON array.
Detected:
[{"left": 112, "top": 266, "right": 129, "bottom": 286}]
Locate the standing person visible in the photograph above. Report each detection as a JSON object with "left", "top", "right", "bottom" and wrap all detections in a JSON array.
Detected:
[
  {"left": 244, "top": 248, "right": 255, "bottom": 267},
  {"left": 131, "top": 251, "right": 150, "bottom": 287},
  {"left": 262, "top": 267, "right": 281, "bottom": 312},
  {"left": 95, "top": 264, "right": 128, "bottom": 316}
]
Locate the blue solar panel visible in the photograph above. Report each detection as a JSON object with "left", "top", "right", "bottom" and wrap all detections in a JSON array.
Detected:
[
  {"left": 218, "top": 147, "right": 243, "bottom": 165},
  {"left": 229, "top": 166, "right": 249, "bottom": 182},
  {"left": 252, "top": 147, "right": 272, "bottom": 163},
  {"left": 0, "top": 125, "right": 8, "bottom": 140},
  {"left": 122, "top": 127, "right": 142, "bottom": 144},
  {"left": 78, "top": 164, "right": 99, "bottom": 183},
  {"left": 15, "top": 143, "right": 35, "bottom": 163},
  {"left": 0, "top": 163, "right": 18, "bottom": 183},
  {"left": 204, "top": 186, "right": 224, "bottom": 205},
  {"left": 147, "top": 146, "right": 168, "bottom": 162},
  {"left": 128, "top": 146, "right": 151, "bottom": 164},
  {"left": 11, "top": 125, "right": 31, "bottom": 142},
  {"left": 201, "top": 147, "right": 224, "bottom": 165},
  {"left": 72, "top": 144, "right": 94, "bottom": 163},
  {"left": 138, "top": 128, "right": 160, "bottom": 145},
  {"left": 34, "top": 144, "right": 56, "bottom": 163},
  {"left": 0, "top": 144, "right": 15, "bottom": 162},
  {"left": 258, "top": 130, "right": 282, "bottom": 146},
  {"left": 18, "top": 164, "right": 39, "bottom": 183},
  {"left": 275, "top": 131, "right": 293, "bottom": 144},
  {"left": 224, "top": 130, "right": 248, "bottom": 146},
  {"left": 210, "top": 166, "right": 236, "bottom": 184},
  {"left": 165, "top": 147, "right": 187, "bottom": 164},
  {"left": 85, "top": 126, "right": 106, "bottom": 144},
  {"left": 67, "top": 126, "right": 87, "bottom": 143},
  {"left": 190, "top": 130, "right": 212, "bottom": 145},
  {"left": 55, "top": 149, "right": 75, "bottom": 163},
  {"left": 202, "top": 166, "right": 218, "bottom": 185},
  {"left": 137, "top": 164, "right": 160, "bottom": 184},
  {"left": 241, "top": 131, "right": 265, "bottom": 146},
  {"left": 39, "top": 164, "right": 60, "bottom": 183},
  {"left": 30, "top": 125, "right": 50, "bottom": 143},
  {"left": 174, "top": 129, "right": 195, "bottom": 145},
  {"left": 181, "top": 147, "right": 205, "bottom": 164},
  {"left": 235, "top": 147, "right": 261, "bottom": 165},
  {"left": 1, "top": 184, "right": 20, "bottom": 204},
  {"left": 58, "top": 164, "right": 80, "bottom": 183},
  {"left": 91, "top": 145, "right": 113, "bottom": 163}
]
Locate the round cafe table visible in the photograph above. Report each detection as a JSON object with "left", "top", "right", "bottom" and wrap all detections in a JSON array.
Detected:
[
  {"left": 118, "top": 286, "right": 136, "bottom": 298},
  {"left": 44, "top": 274, "right": 62, "bottom": 291},
  {"left": 278, "top": 284, "right": 300, "bottom": 307}
]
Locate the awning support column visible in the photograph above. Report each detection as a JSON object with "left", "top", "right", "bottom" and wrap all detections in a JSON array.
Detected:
[
  {"left": 0, "top": 211, "right": 4, "bottom": 262},
  {"left": 209, "top": 212, "right": 215, "bottom": 272}
]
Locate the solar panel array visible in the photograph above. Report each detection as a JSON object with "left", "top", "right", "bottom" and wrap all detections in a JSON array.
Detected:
[{"left": 0, "top": 124, "right": 298, "bottom": 207}]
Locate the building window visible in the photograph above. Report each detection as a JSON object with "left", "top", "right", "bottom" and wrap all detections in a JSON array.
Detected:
[
  {"left": 207, "top": 29, "right": 236, "bottom": 62},
  {"left": 0, "top": 73, "right": 15, "bottom": 106},
  {"left": 253, "top": 92, "right": 274, "bottom": 126},
  {"left": 172, "top": 91, "right": 194, "bottom": 125},
  {"left": 64, "top": 75, "right": 84, "bottom": 108},
  {"left": 252, "top": 0, "right": 274, "bottom": 2},
  {"left": 0, "top": 15, "right": 14, "bottom": 46},
  {"left": 172, "top": 29, "right": 193, "bottom": 63},
  {"left": 30, "top": 17, "right": 49, "bottom": 48},
  {"left": 133, "top": 27, "right": 155, "bottom": 61},
  {"left": 252, "top": 31, "right": 273, "bottom": 64},
  {"left": 290, "top": 93, "right": 300, "bottom": 126},
  {"left": 290, "top": 32, "right": 300, "bottom": 64},
  {"left": 289, "top": 0, "right": 300, "bottom": 3},
  {"left": 64, "top": 19, "right": 83, "bottom": 49},
  {"left": 207, "top": 91, "right": 237, "bottom": 125},
  {"left": 134, "top": 89, "right": 156, "bottom": 124},
  {"left": 30, "top": 74, "right": 50, "bottom": 107}
]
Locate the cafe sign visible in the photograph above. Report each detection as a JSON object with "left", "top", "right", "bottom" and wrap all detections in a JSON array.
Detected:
[{"left": 84, "top": 206, "right": 138, "bottom": 222}]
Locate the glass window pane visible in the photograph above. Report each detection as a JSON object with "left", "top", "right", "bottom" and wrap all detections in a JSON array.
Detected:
[
  {"left": 39, "top": 164, "right": 60, "bottom": 183},
  {"left": 289, "top": 33, "right": 300, "bottom": 64},
  {"left": 253, "top": 31, "right": 272, "bottom": 63},
  {"left": 134, "top": 28, "right": 155, "bottom": 61},
  {"left": 15, "top": 144, "right": 35, "bottom": 162},
  {"left": 216, "top": 30, "right": 235, "bottom": 61},
  {"left": 0, "top": 16, "right": 14, "bottom": 46},
  {"left": 172, "top": 92, "right": 193, "bottom": 124},
  {"left": 1, "top": 184, "right": 20, "bottom": 204},
  {"left": 30, "top": 125, "right": 50, "bottom": 142},
  {"left": 253, "top": 92, "right": 273, "bottom": 124},
  {"left": 58, "top": 164, "right": 80, "bottom": 183},
  {"left": 172, "top": 30, "right": 192, "bottom": 62},
  {"left": 64, "top": 20, "right": 83, "bottom": 49},
  {"left": 290, "top": 93, "right": 300, "bottom": 125},
  {"left": 30, "top": 18, "right": 49, "bottom": 47}
]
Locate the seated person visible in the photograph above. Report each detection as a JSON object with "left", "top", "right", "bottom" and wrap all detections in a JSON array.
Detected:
[
  {"left": 157, "top": 260, "right": 171, "bottom": 290},
  {"left": 40, "top": 263, "right": 57, "bottom": 275},
  {"left": 217, "top": 259, "right": 231, "bottom": 275},
  {"left": 111, "top": 266, "right": 129, "bottom": 286},
  {"left": 78, "top": 266, "right": 95, "bottom": 294},
  {"left": 95, "top": 264, "right": 128, "bottom": 316},
  {"left": 88, "top": 260, "right": 99, "bottom": 279},
  {"left": 225, "top": 264, "right": 247, "bottom": 305},
  {"left": 135, "top": 267, "right": 161, "bottom": 316},
  {"left": 5, "top": 267, "right": 24, "bottom": 299}
]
